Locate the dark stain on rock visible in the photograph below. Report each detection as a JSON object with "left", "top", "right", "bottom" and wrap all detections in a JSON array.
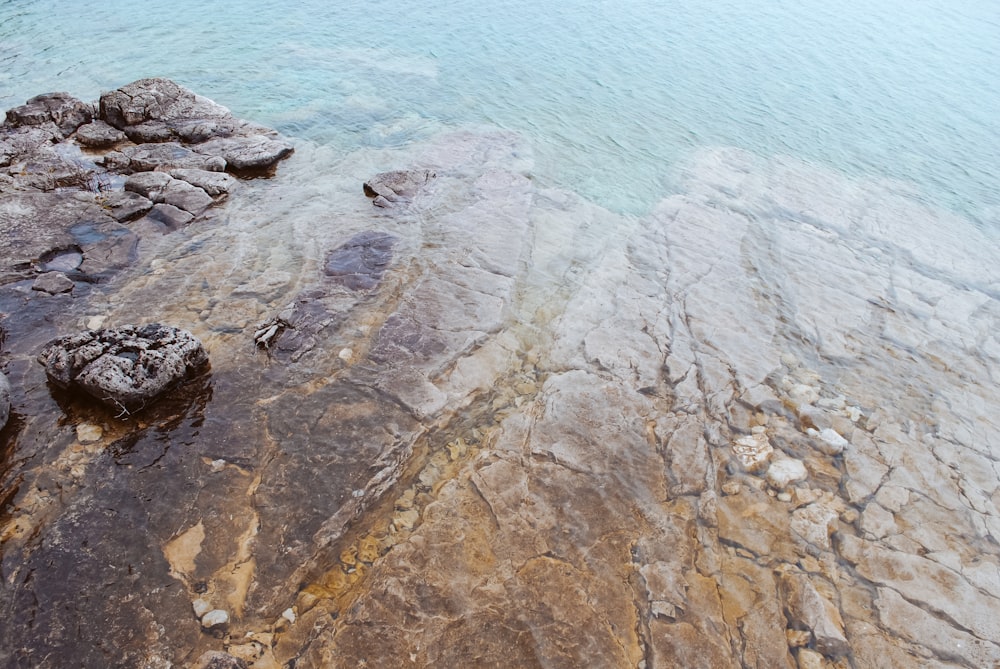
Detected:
[{"left": 323, "top": 231, "right": 397, "bottom": 291}]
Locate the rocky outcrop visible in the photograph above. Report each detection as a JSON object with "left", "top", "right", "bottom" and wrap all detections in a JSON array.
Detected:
[
  {"left": 37, "top": 324, "right": 208, "bottom": 411},
  {"left": 0, "top": 78, "right": 293, "bottom": 293}
]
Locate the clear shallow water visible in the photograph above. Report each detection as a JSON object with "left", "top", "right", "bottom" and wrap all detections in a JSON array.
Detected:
[{"left": 1, "top": 0, "right": 998, "bottom": 218}]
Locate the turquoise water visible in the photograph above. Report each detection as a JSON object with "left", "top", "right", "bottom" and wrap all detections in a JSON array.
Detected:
[{"left": 1, "top": 0, "right": 998, "bottom": 218}]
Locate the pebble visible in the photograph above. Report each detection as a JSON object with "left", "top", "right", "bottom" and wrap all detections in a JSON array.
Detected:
[
  {"left": 192, "top": 598, "right": 212, "bottom": 618},
  {"left": 338, "top": 348, "right": 353, "bottom": 362},
  {"left": 777, "top": 491, "right": 793, "bottom": 502},
  {"left": 201, "top": 609, "right": 230, "bottom": 629},
  {"left": 87, "top": 315, "right": 106, "bottom": 331}
]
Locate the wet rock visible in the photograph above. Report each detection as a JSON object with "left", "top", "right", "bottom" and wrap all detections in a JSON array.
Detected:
[
  {"left": 323, "top": 231, "right": 396, "bottom": 290},
  {"left": 5, "top": 92, "right": 93, "bottom": 137},
  {"left": 0, "top": 371, "right": 10, "bottom": 429},
  {"left": 74, "top": 119, "right": 127, "bottom": 148},
  {"left": 125, "top": 172, "right": 213, "bottom": 215},
  {"left": 363, "top": 169, "right": 434, "bottom": 206},
  {"left": 194, "top": 135, "right": 294, "bottom": 173},
  {"left": 100, "top": 190, "right": 154, "bottom": 221},
  {"left": 191, "top": 650, "right": 247, "bottom": 669},
  {"left": 170, "top": 168, "right": 236, "bottom": 196},
  {"left": 146, "top": 203, "right": 195, "bottom": 230},
  {"left": 37, "top": 323, "right": 208, "bottom": 411},
  {"left": 31, "top": 271, "right": 74, "bottom": 295},
  {"left": 104, "top": 142, "right": 227, "bottom": 173},
  {"left": 780, "top": 572, "right": 849, "bottom": 657},
  {"left": 0, "top": 191, "right": 127, "bottom": 284}
]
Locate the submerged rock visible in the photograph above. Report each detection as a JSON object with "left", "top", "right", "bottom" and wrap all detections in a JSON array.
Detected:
[
  {"left": 323, "top": 231, "right": 396, "bottom": 290},
  {"left": 37, "top": 324, "right": 208, "bottom": 411},
  {"left": 363, "top": 169, "right": 434, "bottom": 207}
]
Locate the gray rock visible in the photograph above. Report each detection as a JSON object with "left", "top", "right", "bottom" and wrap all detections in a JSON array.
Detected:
[
  {"left": 100, "top": 190, "right": 154, "bottom": 222},
  {"left": 323, "top": 231, "right": 396, "bottom": 290},
  {"left": 363, "top": 169, "right": 434, "bottom": 206},
  {"left": 0, "top": 191, "right": 128, "bottom": 285},
  {"left": 169, "top": 168, "right": 236, "bottom": 196},
  {"left": 99, "top": 78, "right": 209, "bottom": 129},
  {"left": 31, "top": 271, "right": 74, "bottom": 295},
  {"left": 74, "top": 119, "right": 127, "bottom": 148},
  {"left": 37, "top": 323, "right": 209, "bottom": 411},
  {"left": 191, "top": 650, "right": 247, "bottom": 669},
  {"left": 194, "top": 135, "right": 294, "bottom": 173},
  {"left": 146, "top": 203, "right": 195, "bottom": 230},
  {"left": 123, "top": 171, "right": 173, "bottom": 199},
  {"left": 0, "top": 371, "right": 10, "bottom": 430},
  {"left": 200, "top": 609, "right": 230, "bottom": 630},
  {"left": 5, "top": 92, "right": 93, "bottom": 137},
  {"left": 105, "top": 142, "right": 227, "bottom": 173}
]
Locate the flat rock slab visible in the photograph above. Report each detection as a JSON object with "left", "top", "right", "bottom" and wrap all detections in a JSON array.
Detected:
[
  {"left": 0, "top": 371, "right": 10, "bottom": 429},
  {"left": 37, "top": 324, "right": 208, "bottom": 411}
]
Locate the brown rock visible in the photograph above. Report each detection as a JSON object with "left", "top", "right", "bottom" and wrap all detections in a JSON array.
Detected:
[{"left": 780, "top": 572, "right": 849, "bottom": 657}]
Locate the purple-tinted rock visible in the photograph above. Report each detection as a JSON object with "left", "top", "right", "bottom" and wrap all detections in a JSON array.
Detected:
[
  {"left": 31, "top": 271, "right": 74, "bottom": 295},
  {"left": 323, "top": 231, "right": 396, "bottom": 290}
]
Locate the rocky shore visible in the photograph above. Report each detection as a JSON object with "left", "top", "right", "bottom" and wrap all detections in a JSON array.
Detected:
[{"left": 1, "top": 81, "right": 999, "bottom": 669}]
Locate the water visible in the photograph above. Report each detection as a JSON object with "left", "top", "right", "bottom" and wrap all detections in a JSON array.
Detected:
[{"left": 2, "top": 0, "right": 998, "bottom": 218}]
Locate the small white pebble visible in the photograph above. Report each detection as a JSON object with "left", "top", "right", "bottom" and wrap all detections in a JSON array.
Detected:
[
  {"left": 777, "top": 491, "right": 792, "bottom": 502},
  {"left": 76, "top": 422, "right": 103, "bottom": 443},
  {"left": 201, "top": 609, "right": 229, "bottom": 629},
  {"left": 210, "top": 459, "right": 226, "bottom": 472},
  {"left": 338, "top": 348, "right": 353, "bottom": 362},
  {"left": 281, "top": 608, "right": 296, "bottom": 624},
  {"left": 192, "top": 598, "right": 212, "bottom": 618},
  {"left": 87, "top": 316, "right": 106, "bottom": 331}
]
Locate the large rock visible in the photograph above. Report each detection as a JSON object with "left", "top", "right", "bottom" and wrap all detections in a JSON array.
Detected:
[{"left": 37, "top": 324, "right": 209, "bottom": 411}]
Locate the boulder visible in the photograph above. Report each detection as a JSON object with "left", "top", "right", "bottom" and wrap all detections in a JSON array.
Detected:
[
  {"left": 169, "top": 168, "right": 236, "bottom": 196},
  {"left": 31, "top": 271, "right": 74, "bottom": 295},
  {"left": 0, "top": 371, "right": 10, "bottom": 429},
  {"left": 37, "top": 324, "right": 209, "bottom": 411},
  {"left": 100, "top": 190, "right": 154, "bottom": 222},
  {"left": 363, "top": 169, "right": 434, "bottom": 207}
]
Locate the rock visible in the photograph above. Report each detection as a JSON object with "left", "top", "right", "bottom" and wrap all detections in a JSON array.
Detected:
[
  {"left": 0, "top": 191, "right": 127, "bottom": 284},
  {"left": 0, "top": 371, "right": 10, "bottom": 430},
  {"left": 789, "top": 502, "right": 839, "bottom": 551},
  {"left": 766, "top": 457, "right": 808, "bottom": 489},
  {"left": 200, "top": 609, "right": 230, "bottom": 630},
  {"left": 125, "top": 172, "right": 213, "bottom": 215},
  {"left": 192, "top": 598, "right": 212, "bottom": 618},
  {"left": 99, "top": 78, "right": 212, "bottom": 129},
  {"left": 74, "top": 119, "right": 126, "bottom": 148},
  {"left": 104, "top": 142, "right": 227, "bottom": 173},
  {"left": 146, "top": 203, "right": 195, "bottom": 230},
  {"left": 37, "top": 324, "right": 209, "bottom": 411},
  {"left": 5, "top": 92, "right": 93, "bottom": 136},
  {"left": 194, "top": 135, "right": 294, "bottom": 173},
  {"left": 796, "top": 648, "right": 825, "bottom": 669},
  {"left": 191, "top": 650, "right": 246, "bottom": 669},
  {"left": 780, "top": 572, "right": 849, "bottom": 657},
  {"left": 363, "top": 169, "right": 434, "bottom": 206},
  {"left": 170, "top": 168, "right": 236, "bottom": 196},
  {"left": 100, "top": 190, "right": 154, "bottom": 222},
  {"left": 814, "top": 427, "right": 848, "bottom": 454},
  {"left": 323, "top": 231, "right": 396, "bottom": 290},
  {"left": 31, "top": 271, "right": 74, "bottom": 295},
  {"left": 732, "top": 433, "right": 774, "bottom": 473}
]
